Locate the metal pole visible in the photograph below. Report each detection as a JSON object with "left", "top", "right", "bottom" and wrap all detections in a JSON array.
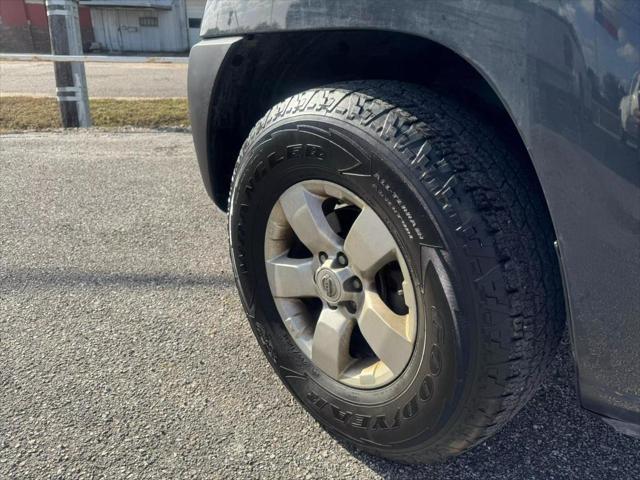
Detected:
[{"left": 45, "top": 0, "right": 91, "bottom": 128}]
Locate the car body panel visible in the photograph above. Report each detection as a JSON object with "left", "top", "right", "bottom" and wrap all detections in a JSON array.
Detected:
[
  {"left": 188, "top": 35, "right": 243, "bottom": 199},
  {"left": 189, "top": 0, "right": 640, "bottom": 432}
]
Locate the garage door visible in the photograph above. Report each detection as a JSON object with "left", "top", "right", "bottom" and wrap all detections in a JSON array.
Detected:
[
  {"left": 91, "top": 6, "right": 186, "bottom": 53},
  {"left": 186, "top": 0, "right": 206, "bottom": 47}
]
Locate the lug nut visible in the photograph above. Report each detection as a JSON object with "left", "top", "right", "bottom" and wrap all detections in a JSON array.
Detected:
[
  {"left": 319, "top": 252, "right": 328, "bottom": 262},
  {"left": 345, "top": 301, "right": 357, "bottom": 314},
  {"left": 352, "top": 278, "right": 362, "bottom": 291},
  {"left": 336, "top": 252, "right": 348, "bottom": 267}
]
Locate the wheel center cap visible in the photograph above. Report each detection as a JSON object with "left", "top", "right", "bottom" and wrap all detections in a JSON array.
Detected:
[{"left": 315, "top": 268, "right": 342, "bottom": 303}]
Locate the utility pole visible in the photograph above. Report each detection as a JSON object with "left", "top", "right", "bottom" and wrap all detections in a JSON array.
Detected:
[{"left": 45, "top": 0, "right": 91, "bottom": 128}]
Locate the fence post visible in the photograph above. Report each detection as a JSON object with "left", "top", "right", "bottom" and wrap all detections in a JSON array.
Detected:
[{"left": 45, "top": 0, "right": 91, "bottom": 128}]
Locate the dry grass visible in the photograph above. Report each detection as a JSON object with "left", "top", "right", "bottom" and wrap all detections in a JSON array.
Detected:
[{"left": 0, "top": 96, "right": 189, "bottom": 132}]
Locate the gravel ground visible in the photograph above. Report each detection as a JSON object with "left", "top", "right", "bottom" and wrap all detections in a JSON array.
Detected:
[
  {"left": 1, "top": 131, "right": 638, "bottom": 479},
  {"left": 0, "top": 61, "right": 186, "bottom": 98}
]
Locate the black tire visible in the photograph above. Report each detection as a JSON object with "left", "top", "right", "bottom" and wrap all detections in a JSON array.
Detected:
[{"left": 228, "top": 81, "right": 564, "bottom": 463}]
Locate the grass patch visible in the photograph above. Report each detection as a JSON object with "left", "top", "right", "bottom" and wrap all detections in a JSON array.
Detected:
[{"left": 0, "top": 96, "right": 189, "bottom": 131}]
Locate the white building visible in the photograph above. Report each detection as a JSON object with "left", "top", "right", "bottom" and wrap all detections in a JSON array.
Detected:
[{"left": 79, "top": 0, "right": 206, "bottom": 53}]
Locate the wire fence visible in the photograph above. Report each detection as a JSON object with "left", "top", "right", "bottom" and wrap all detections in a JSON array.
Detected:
[
  {"left": 1, "top": 53, "right": 189, "bottom": 127},
  {"left": 0, "top": 53, "right": 188, "bottom": 64}
]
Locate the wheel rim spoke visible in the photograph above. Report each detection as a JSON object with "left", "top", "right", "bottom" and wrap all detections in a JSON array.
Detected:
[
  {"left": 311, "top": 308, "right": 354, "bottom": 378},
  {"left": 265, "top": 254, "right": 317, "bottom": 298},
  {"left": 344, "top": 206, "right": 396, "bottom": 275},
  {"left": 357, "top": 292, "right": 413, "bottom": 375},
  {"left": 279, "top": 184, "right": 342, "bottom": 255},
  {"left": 280, "top": 300, "right": 314, "bottom": 358}
]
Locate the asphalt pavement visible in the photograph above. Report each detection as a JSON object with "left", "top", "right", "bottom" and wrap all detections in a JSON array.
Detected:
[
  {"left": 0, "top": 61, "right": 187, "bottom": 98},
  {"left": 1, "top": 131, "right": 639, "bottom": 479}
]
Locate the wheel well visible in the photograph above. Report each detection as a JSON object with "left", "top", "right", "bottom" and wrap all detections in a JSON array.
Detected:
[{"left": 210, "top": 30, "right": 538, "bottom": 211}]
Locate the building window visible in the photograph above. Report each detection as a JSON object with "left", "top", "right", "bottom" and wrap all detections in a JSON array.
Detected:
[
  {"left": 188, "top": 18, "right": 202, "bottom": 29},
  {"left": 139, "top": 17, "right": 159, "bottom": 28}
]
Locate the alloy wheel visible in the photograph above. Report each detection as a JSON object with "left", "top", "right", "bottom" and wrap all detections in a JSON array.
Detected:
[{"left": 264, "top": 180, "right": 417, "bottom": 388}]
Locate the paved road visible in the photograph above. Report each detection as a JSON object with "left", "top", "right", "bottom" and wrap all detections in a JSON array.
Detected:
[
  {"left": 0, "top": 61, "right": 187, "bottom": 98},
  {"left": 1, "top": 131, "right": 639, "bottom": 479}
]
